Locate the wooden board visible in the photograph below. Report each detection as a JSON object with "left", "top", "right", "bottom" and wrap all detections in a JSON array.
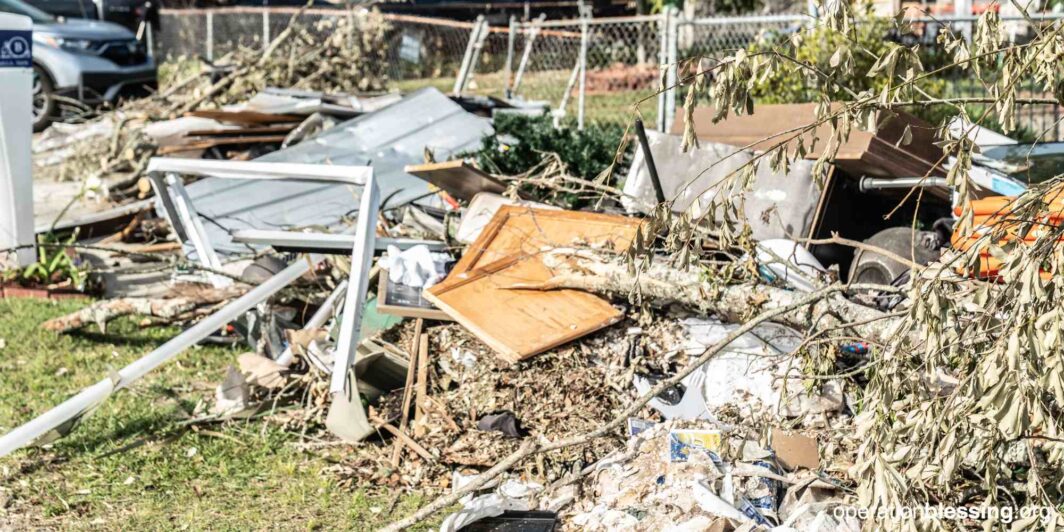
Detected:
[
  {"left": 671, "top": 103, "right": 945, "bottom": 179},
  {"left": 156, "top": 135, "right": 288, "bottom": 155},
  {"left": 187, "top": 109, "right": 302, "bottom": 126},
  {"left": 185, "top": 124, "right": 296, "bottom": 137},
  {"left": 404, "top": 160, "right": 508, "bottom": 201},
  {"left": 426, "top": 206, "right": 645, "bottom": 363},
  {"left": 451, "top": 205, "right": 645, "bottom": 275}
]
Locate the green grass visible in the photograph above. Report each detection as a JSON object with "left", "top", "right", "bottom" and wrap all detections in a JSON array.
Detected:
[
  {"left": 394, "top": 69, "right": 659, "bottom": 127},
  {"left": 0, "top": 298, "right": 427, "bottom": 529}
]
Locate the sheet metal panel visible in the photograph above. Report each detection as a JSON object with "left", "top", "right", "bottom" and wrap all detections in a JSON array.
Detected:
[{"left": 180, "top": 88, "right": 492, "bottom": 256}]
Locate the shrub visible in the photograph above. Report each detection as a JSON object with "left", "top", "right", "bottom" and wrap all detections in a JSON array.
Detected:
[{"left": 472, "top": 114, "right": 624, "bottom": 182}]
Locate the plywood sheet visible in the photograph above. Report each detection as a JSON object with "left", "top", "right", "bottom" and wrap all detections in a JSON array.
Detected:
[
  {"left": 404, "top": 160, "right": 508, "bottom": 201},
  {"left": 426, "top": 206, "right": 645, "bottom": 362},
  {"left": 452, "top": 205, "right": 645, "bottom": 275}
]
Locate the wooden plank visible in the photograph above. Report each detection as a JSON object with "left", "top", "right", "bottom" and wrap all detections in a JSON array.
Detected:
[
  {"left": 186, "top": 109, "right": 302, "bottom": 126},
  {"left": 184, "top": 124, "right": 296, "bottom": 137},
  {"left": 404, "top": 160, "right": 507, "bottom": 201},
  {"left": 156, "top": 135, "right": 288, "bottom": 155},
  {"left": 391, "top": 318, "right": 423, "bottom": 467},
  {"left": 413, "top": 332, "right": 430, "bottom": 438},
  {"left": 450, "top": 205, "right": 644, "bottom": 275},
  {"left": 425, "top": 206, "right": 644, "bottom": 363}
]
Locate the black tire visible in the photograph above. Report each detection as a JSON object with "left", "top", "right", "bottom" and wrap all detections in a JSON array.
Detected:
[{"left": 32, "top": 66, "right": 56, "bottom": 133}]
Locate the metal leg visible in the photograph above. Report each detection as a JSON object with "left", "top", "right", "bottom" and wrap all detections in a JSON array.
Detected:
[
  {"left": 329, "top": 173, "right": 381, "bottom": 395},
  {"left": 165, "top": 174, "right": 232, "bottom": 288}
]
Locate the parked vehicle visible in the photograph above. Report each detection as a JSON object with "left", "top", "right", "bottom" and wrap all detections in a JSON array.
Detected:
[
  {"left": 0, "top": 0, "right": 157, "bottom": 131},
  {"left": 20, "top": 0, "right": 158, "bottom": 33}
]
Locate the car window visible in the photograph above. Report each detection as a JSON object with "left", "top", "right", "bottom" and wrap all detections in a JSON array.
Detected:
[{"left": 0, "top": 0, "right": 55, "bottom": 23}]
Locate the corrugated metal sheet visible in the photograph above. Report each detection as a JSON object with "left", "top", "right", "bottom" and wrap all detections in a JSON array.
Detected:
[{"left": 181, "top": 88, "right": 493, "bottom": 255}]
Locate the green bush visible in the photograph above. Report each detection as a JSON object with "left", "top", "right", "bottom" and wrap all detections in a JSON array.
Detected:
[
  {"left": 749, "top": 17, "right": 948, "bottom": 106},
  {"left": 471, "top": 114, "right": 624, "bottom": 182}
]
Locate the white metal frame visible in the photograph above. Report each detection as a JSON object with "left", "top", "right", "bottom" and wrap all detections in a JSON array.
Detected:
[{"left": 146, "top": 158, "right": 380, "bottom": 396}]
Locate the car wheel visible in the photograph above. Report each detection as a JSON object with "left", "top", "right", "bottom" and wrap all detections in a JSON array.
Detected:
[{"left": 32, "top": 66, "right": 57, "bottom": 133}]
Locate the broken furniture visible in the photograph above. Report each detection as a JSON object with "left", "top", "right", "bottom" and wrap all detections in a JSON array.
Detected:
[
  {"left": 147, "top": 158, "right": 382, "bottom": 441},
  {"left": 425, "top": 206, "right": 645, "bottom": 363}
]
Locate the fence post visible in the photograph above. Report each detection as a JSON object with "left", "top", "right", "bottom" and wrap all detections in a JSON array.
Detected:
[
  {"left": 512, "top": 13, "right": 545, "bottom": 96},
  {"left": 663, "top": 6, "right": 679, "bottom": 133},
  {"left": 453, "top": 16, "right": 486, "bottom": 96},
  {"left": 577, "top": 17, "right": 589, "bottom": 130},
  {"left": 262, "top": 8, "right": 270, "bottom": 48},
  {"left": 656, "top": 11, "right": 668, "bottom": 132},
  {"left": 206, "top": 11, "right": 213, "bottom": 61},
  {"left": 504, "top": 15, "right": 516, "bottom": 97}
]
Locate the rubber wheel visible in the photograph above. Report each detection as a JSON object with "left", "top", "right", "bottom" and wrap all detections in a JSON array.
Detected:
[{"left": 32, "top": 66, "right": 56, "bottom": 133}]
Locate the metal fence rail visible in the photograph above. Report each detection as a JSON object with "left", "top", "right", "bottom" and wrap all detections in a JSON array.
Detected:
[{"left": 155, "top": 8, "right": 1064, "bottom": 138}]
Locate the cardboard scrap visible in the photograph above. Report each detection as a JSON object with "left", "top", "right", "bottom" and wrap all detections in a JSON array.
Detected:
[
  {"left": 426, "top": 206, "right": 645, "bottom": 363},
  {"left": 672, "top": 103, "right": 945, "bottom": 180},
  {"left": 770, "top": 428, "right": 820, "bottom": 471}
]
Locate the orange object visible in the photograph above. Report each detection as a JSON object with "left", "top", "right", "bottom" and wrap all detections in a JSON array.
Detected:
[{"left": 951, "top": 184, "right": 1064, "bottom": 280}]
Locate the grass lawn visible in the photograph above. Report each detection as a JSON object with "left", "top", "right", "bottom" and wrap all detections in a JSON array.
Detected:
[
  {"left": 0, "top": 298, "right": 429, "bottom": 530},
  {"left": 394, "top": 70, "right": 659, "bottom": 127}
]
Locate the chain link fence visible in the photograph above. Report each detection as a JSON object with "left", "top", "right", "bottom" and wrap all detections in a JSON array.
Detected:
[
  {"left": 158, "top": 8, "right": 483, "bottom": 90},
  {"left": 155, "top": 8, "right": 1064, "bottom": 138}
]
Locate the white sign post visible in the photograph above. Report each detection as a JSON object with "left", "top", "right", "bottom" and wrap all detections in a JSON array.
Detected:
[{"left": 0, "top": 13, "right": 35, "bottom": 269}]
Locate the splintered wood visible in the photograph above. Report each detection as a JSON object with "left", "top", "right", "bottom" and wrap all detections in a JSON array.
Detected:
[
  {"left": 425, "top": 206, "right": 644, "bottom": 363},
  {"left": 403, "top": 160, "right": 508, "bottom": 201}
]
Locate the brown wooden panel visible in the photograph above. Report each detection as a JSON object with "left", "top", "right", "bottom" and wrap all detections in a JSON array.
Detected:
[
  {"left": 426, "top": 206, "right": 645, "bottom": 362},
  {"left": 451, "top": 205, "right": 645, "bottom": 275}
]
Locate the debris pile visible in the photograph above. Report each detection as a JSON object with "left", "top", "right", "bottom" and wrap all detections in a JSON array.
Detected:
[{"left": 11, "top": 23, "right": 1064, "bottom": 530}]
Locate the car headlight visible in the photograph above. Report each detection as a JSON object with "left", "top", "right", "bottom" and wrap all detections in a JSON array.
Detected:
[{"left": 34, "top": 35, "right": 97, "bottom": 53}]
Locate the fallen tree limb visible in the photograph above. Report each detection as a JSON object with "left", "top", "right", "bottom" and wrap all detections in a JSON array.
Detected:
[
  {"left": 381, "top": 281, "right": 890, "bottom": 531},
  {"left": 42, "top": 285, "right": 247, "bottom": 333},
  {"left": 514, "top": 250, "right": 898, "bottom": 346}
]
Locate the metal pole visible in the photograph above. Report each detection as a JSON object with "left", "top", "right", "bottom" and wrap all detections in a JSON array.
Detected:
[
  {"left": 556, "top": 55, "right": 581, "bottom": 121},
  {"left": 275, "top": 279, "right": 348, "bottom": 366},
  {"left": 504, "top": 15, "right": 516, "bottom": 97},
  {"left": 206, "top": 11, "right": 213, "bottom": 62},
  {"left": 664, "top": 6, "right": 679, "bottom": 133},
  {"left": 466, "top": 17, "right": 490, "bottom": 93},
  {"left": 634, "top": 118, "right": 666, "bottom": 204},
  {"left": 262, "top": 8, "right": 270, "bottom": 48},
  {"left": 453, "top": 15, "right": 484, "bottom": 96},
  {"left": 512, "top": 13, "right": 545, "bottom": 96},
  {"left": 0, "top": 254, "right": 322, "bottom": 457},
  {"left": 577, "top": 17, "right": 589, "bottom": 130},
  {"left": 330, "top": 173, "right": 380, "bottom": 394},
  {"left": 656, "top": 11, "right": 668, "bottom": 132}
]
